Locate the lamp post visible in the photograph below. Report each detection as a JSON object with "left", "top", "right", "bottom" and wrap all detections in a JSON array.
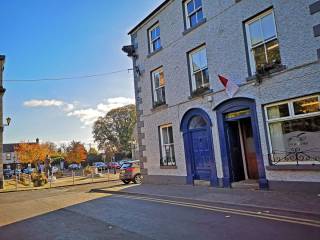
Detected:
[
  {"left": 129, "top": 139, "right": 137, "bottom": 160},
  {"left": 102, "top": 153, "right": 106, "bottom": 173}
]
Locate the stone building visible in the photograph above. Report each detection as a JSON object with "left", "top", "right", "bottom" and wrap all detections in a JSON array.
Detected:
[
  {"left": 124, "top": 0, "right": 320, "bottom": 192},
  {"left": 0, "top": 55, "right": 6, "bottom": 189}
]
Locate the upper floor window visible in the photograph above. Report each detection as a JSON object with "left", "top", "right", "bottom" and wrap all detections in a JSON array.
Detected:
[
  {"left": 265, "top": 95, "right": 320, "bottom": 166},
  {"left": 6, "top": 153, "right": 11, "bottom": 160},
  {"left": 189, "top": 46, "right": 209, "bottom": 94},
  {"left": 184, "top": 0, "right": 204, "bottom": 29},
  {"left": 159, "top": 125, "right": 176, "bottom": 166},
  {"left": 152, "top": 68, "right": 166, "bottom": 107},
  {"left": 149, "top": 23, "right": 161, "bottom": 53},
  {"left": 245, "top": 9, "right": 281, "bottom": 75}
]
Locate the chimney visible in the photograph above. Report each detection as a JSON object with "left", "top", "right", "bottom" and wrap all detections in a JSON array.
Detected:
[{"left": 36, "top": 138, "right": 39, "bottom": 144}]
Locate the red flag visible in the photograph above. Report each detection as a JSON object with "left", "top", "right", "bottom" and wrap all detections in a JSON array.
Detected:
[{"left": 218, "top": 75, "right": 239, "bottom": 97}]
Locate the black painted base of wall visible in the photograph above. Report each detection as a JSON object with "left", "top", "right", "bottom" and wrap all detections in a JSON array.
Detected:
[
  {"left": 142, "top": 175, "right": 320, "bottom": 193},
  {"left": 268, "top": 180, "right": 320, "bottom": 193},
  {"left": 142, "top": 175, "right": 187, "bottom": 185}
]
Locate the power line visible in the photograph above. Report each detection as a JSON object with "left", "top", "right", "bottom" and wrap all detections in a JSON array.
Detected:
[{"left": 4, "top": 68, "right": 133, "bottom": 83}]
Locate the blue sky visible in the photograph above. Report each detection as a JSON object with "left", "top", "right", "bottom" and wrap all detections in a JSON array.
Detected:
[{"left": 1, "top": 0, "right": 163, "bottom": 147}]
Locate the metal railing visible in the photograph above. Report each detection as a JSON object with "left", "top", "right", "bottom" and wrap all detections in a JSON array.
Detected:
[
  {"left": 2, "top": 167, "right": 120, "bottom": 192},
  {"left": 268, "top": 148, "right": 320, "bottom": 165}
]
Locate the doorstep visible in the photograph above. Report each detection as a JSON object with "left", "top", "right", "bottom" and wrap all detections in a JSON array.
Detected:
[
  {"left": 231, "top": 179, "right": 259, "bottom": 190},
  {"left": 193, "top": 180, "right": 211, "bottom": 187}
]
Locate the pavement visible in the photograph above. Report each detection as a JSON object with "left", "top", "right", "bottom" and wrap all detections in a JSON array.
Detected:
[
  {"left": 116, "top": 184, "right": 320, "bottom": 215},
  {"left": 0, "top": 182, "right": 319, "bottom": 240}
]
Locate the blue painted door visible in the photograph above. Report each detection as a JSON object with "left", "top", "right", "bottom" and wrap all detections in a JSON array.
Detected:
[{"left": 191, "top": 130, "right": 212, "bottom": 180}]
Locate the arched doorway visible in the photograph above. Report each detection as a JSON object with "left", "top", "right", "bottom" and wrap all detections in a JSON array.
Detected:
[
  {"left": 180, "top": 108, "right": 218, "bottom": 186},
  {"left": 214, "top": 97, "right": 268, "bottom": 189}
]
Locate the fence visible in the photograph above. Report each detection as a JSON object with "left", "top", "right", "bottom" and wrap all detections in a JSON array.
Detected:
[{"left": 2, "top": 167, "right": 120, "bottom": 192}]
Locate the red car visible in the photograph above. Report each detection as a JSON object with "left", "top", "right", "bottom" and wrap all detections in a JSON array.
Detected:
[{"left": 107, "top": 162, "right": 121, "bottom": 169}]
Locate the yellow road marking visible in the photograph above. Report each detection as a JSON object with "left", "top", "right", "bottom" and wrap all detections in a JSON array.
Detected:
[{"left": 117, "top": 195, "right": 320, "bottom": 228}]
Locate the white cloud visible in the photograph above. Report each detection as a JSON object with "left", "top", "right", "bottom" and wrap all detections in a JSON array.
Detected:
[
  {"left": 23, "top": 97, "right": 135, "bottom": 128},
  {"left": 24, "top": 99, "right": 64, "bottom": 107},
  {"left": 67, "top": 108, "right": 102, "bottom": 126},
  {"left": 24, "top": 99, "right": 74, "bottom": 112},
  {"left": 67, "top": 97, "right": 135, "bottom": 126},
  {"left": 106, "top": 97, "right": 135, "bottom": 105}
]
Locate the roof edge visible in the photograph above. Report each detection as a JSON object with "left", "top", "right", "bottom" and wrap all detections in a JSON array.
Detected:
[{"left": 128, "top": 0, "right": 171, "bottom": 35}]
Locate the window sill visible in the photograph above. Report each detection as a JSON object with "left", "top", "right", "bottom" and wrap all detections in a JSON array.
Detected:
[
  {"left": 151, "top": 104, "right": 168, "bottom": 112},
  {"left": 266, "top": 165, "right": 320, "bottom": 171},
  {"left": 183, "top": 18, "right": 207, "bottom": 36},
  {"left": 147, "top": 47, "right": 163, "bottom": 58},
  {"left": 189, "top": 88, "right": 213, "bottom": 100},
  {"left": 160, "top": 165, "right": 177, "bottom": 169},
  {"left": 246, "top": 64, "right": 287, "bottom": 82}
]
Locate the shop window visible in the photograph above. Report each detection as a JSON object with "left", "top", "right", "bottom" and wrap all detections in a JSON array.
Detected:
[{"left": 265, "top": 95, "right": 320, "bottom": 165}]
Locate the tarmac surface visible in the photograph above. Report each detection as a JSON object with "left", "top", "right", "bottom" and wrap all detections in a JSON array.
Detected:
[{"left": 0, "top": 182, "right": 319, "bottom": 240}]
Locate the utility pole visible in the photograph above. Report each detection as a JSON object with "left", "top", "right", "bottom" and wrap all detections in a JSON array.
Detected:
[{"left": 0, "top": 55, "right": 6, "bottom": 189}]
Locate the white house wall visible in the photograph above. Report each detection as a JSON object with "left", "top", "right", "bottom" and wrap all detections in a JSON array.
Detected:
[{"left": 130, "top": 0, "right": 320, "bottom": 186}]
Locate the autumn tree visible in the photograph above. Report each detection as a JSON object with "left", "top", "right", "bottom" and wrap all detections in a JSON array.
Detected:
[
  {"left": 15, "top": 142, "right": 54, "bottom": 167},
  {"left": 92, "top": 104, "right": 136, "bottom": 156},
  {"left": 65, "top": 141, "right": 87, "bottom": 164}
]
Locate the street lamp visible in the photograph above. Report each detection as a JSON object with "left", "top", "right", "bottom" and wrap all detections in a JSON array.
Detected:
[
  {"left": 5, "top": 117, "right": 11, "bottom": 126},
  {"left": 1, "top": 117, "right": 11, "bottom": 129}
]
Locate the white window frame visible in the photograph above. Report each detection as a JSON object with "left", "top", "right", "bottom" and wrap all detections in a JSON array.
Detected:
[
  {"left": 245, "top": 9, "right": 279, "bottom": 75},
  {"left": 184, "top": 0, "right": 204, "bottom": 29},
  {"left": 264, "top": 95, "right": 320, "bottom": 165},
  {"left": 151, "top": 67, "right": 166, "bottom": 105},
  {"left": 159, "top": 124, "right": 175, "bottom": 166},
  {"left": 148, "top": 23, "right": 161, "bottom": 53},
  {"left": 188, "top": 45, "right": 209, "bottom": 91}
]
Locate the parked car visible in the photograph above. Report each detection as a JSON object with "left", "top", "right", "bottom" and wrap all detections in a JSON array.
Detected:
[
  {"left": 3, "top": 169, "right": 13, "bottom": 179},
  {"left": 108, "top": 162, "right": 121, "bottom": 169},
  {"left": 119, "top": 159, "right": 130, "bottom": 166},
  {"left": 120, "top": 160, "right": 142, "bottom": 184},
  {"left": 14, "top": 169, "right": 22, "bottom": 175},
  {"left": 93, "top": 162, "right": 106, "bottom": 169},
  {"left": 68, "top": 164, "right": 81, "bottom": 170},
  {"left": 51, "top": 166, "right": 59, "bottom": 173},
  {"left": 22, "top": 168, "right": 34, "bottom": 174}
]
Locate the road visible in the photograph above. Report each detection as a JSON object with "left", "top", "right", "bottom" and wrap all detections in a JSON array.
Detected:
[{"left": 0, "top": 182, "right": 319, "bottom": 240}]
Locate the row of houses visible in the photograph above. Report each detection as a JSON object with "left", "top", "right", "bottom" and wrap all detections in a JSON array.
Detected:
[{"left": 123, "top": 0, "right": 320, "bottom": 192}]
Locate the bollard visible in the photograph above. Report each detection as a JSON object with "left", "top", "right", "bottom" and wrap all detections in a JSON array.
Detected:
[
  {"left": 50, "top": 172, "right": 53, "bottom": 188},
  {"left": 29, "top": 174, "right": 32, "bottom": 187},
  {"left": 15, "top": 175, "right": 18, "bottom": 191},
  {"left": 72, "top": 170, "right": 75, "bottom": 185},
  {"left": 107, "top": 168, "right": 109, "bottom": 182},
  {"left": 91, "top": 171, "right": 94, "bottom": 183}
]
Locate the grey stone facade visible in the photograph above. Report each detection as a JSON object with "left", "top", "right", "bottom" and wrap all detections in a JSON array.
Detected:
[
  {"left": 127, "top": 0, "right": 320, "bottom": 190},
  {"left": 0, "top": 55, "right": 5, "bottom": 189}
]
